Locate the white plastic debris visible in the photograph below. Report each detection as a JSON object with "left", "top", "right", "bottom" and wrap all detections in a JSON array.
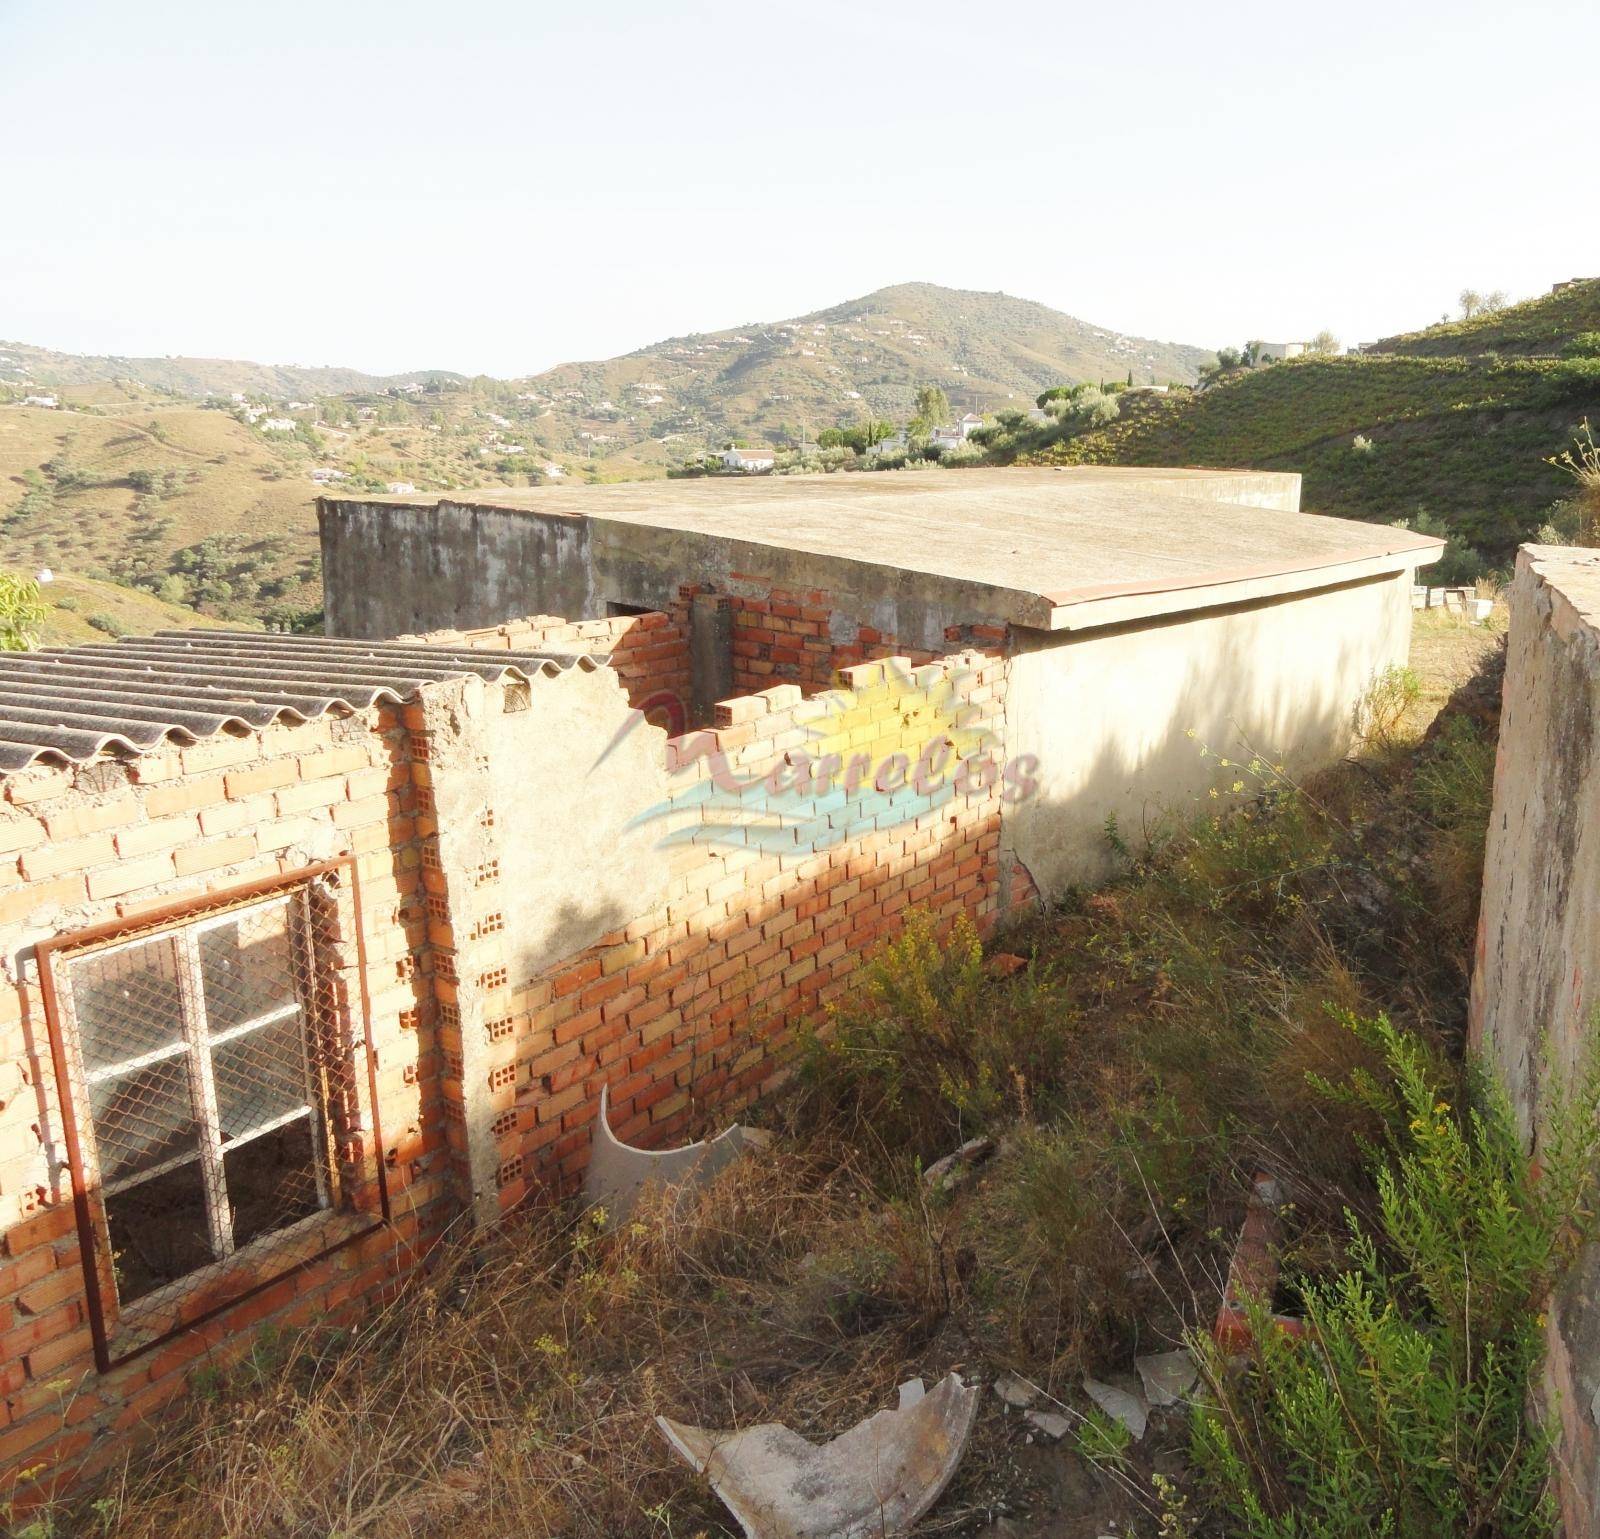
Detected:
[
  {"left": 657, "top": 1371, "right": 979, "bottom": 1539},
  {"left": 583, "top": 1083, "right": 770, "bottom": 1224}
]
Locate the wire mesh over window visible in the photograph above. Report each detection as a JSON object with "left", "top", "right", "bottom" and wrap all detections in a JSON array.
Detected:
[{"left": 42, "top": 863, "right": 389, "bottom": 1368}]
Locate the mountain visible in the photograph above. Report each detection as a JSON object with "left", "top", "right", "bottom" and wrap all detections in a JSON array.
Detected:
[
  {"left": 0, "top": 285, "right": 1215, "bottom": 625},
  {"left": 0, "top": 341, "right": 463, "bottom": 401},
  {"left": 523, "top": 283, "right": 1215, "bottom": 463}
]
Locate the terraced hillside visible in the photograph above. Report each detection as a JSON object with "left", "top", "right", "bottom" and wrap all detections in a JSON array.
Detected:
[
  {"left": 1369, "top": 278, "right": 1600, "bottom": 359},
  {"left": 1026, "top": 352, "right": 1600, "bottom": 561},
  {"left": 0, "top": 400, "right": 324, "bottom": 622}
]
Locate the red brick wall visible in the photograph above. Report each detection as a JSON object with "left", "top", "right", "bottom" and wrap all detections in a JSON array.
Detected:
[
  {"left": 0, "top": 632, "right": 1034, "bottom": 1500},
  {"left": 726, "top": 580, "right": 1012, "bottom": 698},
  {"left": 473, "top": 650, "right": 1026, "bottom": 1206},
  {"left": 0, "top": 713, "right": 448, "bottom": 1498}
]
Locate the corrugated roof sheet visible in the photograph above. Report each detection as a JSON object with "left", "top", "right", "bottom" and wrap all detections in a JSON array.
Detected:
[{"left": 0, "top": 630, "right": 599, "bottom": 772}]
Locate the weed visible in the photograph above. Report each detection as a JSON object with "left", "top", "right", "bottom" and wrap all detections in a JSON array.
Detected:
[
  {"left": 1190, "top": 1014, "right": 1600, "bottom": 1538},
  {"left": 1354, "top": 664, "right": 1422, "bottom": 753}
]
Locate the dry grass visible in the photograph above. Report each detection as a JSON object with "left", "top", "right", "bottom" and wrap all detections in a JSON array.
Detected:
[
  {"left": 33, "top": 624, "right": 1507, "bottom": 1539},
  {"left": 66, "top": 1142, "right": 1009, "bottom": 1539}
]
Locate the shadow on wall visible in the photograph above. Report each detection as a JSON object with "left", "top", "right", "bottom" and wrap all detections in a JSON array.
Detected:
[{"left": 1006, "top": 576, "right": 1409, "bottom": 891}]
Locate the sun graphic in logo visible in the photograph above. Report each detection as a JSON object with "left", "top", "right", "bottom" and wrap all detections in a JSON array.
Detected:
[{"left": 629, "top": 658, "right": 1002, "bottom": 854}]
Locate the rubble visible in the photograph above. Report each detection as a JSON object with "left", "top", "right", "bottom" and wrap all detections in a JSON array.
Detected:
[
  {"left": 922, "top": 1136, "right": 995, "bottom": 1191},
  {"left": 657, "top": 1371, "right": 979, "bottom": 1539},
  {"left": 583, "top": 1083, "right": 771, "bottom": 1224},
  {"left": 1082, "top": 1377, "right": 1148, "bottom": 1441},
  {"left": 1025, "top": 1409, "right": 1072, "bottom": 1442},
  {"left": 1133, "top": 1349, "right": 1198, "bottom": 1407},
  {"left": 992, "top": 1372, "right": 1039, "bottom": 1410}
]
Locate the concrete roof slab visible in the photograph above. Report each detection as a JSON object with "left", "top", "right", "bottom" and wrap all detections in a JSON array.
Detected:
[{"left": 332, "top": 467, "right": 1443, "bottom": 630}]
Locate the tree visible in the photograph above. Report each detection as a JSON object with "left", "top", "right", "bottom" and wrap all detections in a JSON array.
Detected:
[
  {"left": 1459, "top": 289, "right": 1484, "bottom": 320},
  {"left": 909, "top": 385, "right": 951, "bottom": 436},
  {"left": 1307, "top": 329, "right": 1340, "bottom": 355},
  {"left": 0, "top": 572, "right": 48, "bottom": 651}
]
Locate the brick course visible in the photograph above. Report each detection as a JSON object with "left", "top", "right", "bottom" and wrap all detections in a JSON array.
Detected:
[{"left": 0, "top": 615, "right": 1033, "bottom": 1503}]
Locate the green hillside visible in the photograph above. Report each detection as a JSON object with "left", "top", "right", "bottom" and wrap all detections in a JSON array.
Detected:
[
  {"left": 531, "top": 282, "right": 1214, "bottom": 461},
  {"left": 1023, "top": 356, "right": 1600, "bottom": 558},
  {"left": 35, "top": 573, "right": 242, "bottom": 645},
  {"left": 1369, "top": 278, "right": 1600, "bottom": 359}
]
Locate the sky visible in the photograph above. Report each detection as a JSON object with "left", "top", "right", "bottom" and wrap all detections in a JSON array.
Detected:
[{"left": 3, "top": 0, "right": 1598, "bottom": 378}]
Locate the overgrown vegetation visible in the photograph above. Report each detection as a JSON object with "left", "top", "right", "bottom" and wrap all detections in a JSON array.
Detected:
[
  {"left": 1190, "top": 1014, "right": 1600, "bottom": 1538},
  {"left": 28, "top": 607, "right": 1540, "bottom": 1539}
]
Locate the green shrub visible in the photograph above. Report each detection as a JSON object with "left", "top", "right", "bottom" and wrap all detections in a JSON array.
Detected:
[
  {"left": 1561, "top": 331, "right": 1600, "bottom": 360},
  {"left": 0, "top": 572, "right": 47, "bottom": 651},
  {"left": 86, "top": 612, "right": 125, "bottom": 637},
  {"left": 1191, "top": 1013, "right": 1600, "bottom": 1539},
  {"left": 794, "top": 910, "right": 1076, "bottom": 1159}
]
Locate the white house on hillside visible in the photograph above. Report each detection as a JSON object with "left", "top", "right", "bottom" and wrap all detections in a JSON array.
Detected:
[
  {"left": 1249, "top": 341, "right": 1306, "bottom": 363},
  {"left": 261, "top": 416, "right": 297, "bottom": 433},
  {"left": 720, "top": 446, "right": 776, "bottom": 472}
]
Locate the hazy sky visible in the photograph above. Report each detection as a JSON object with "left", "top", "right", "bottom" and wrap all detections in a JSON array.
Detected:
[{"left": 4, "top": 0, "right": 1597, "bottom": 377}]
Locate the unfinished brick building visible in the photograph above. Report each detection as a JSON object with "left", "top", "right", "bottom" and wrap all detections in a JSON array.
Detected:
[{"left": 0, "top": 467, "right": 1439, "bottom": 1492}]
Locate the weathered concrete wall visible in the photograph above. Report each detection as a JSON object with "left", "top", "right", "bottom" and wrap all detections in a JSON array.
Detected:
[
  {"left": 320, "top": 501, "right": 596, "bottom": 636},
  {"left": 1005, "top": 570, "right": 1415, "bottom": 894},
  {"left": 322, "top": 498, "right": 1040, "bottom": 650},
  {"left": 1470, "top": 546, "right": 1600, "bottom": 1538}
]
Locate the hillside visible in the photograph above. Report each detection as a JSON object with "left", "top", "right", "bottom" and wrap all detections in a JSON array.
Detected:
[
  {"left": 0, "top": 400, "right": 325, "bottom": 623},
  {"left": 34, "top": 572, "right": 241, "bottom": 644},
  {"left": 1019, "top": 355, "right": 1600, "bottom": 560},
  {"left": 529, "top": 283, "right": 1214, "bottom": 461},
  {"left": 0, "top": 284, "right": 1214, "bottom": 622},
  {"left": 1368, "top": 277, "right": 1600, "bottom": 359},
  {"left": 0, "top": 341, "right": 461, "bottom": 400}
]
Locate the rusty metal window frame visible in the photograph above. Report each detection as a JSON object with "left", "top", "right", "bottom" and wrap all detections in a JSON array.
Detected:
[{"left": 36, "top": 856, "right": 393, "bottom": 1372}]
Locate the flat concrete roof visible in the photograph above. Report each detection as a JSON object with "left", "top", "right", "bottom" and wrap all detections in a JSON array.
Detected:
[{"left": 340, "top": 467, "right": 1444, "bottom": 631}]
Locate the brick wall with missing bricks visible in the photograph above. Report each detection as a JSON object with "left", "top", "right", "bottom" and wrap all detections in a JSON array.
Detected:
[
  {"left": 424, "top": 648, "right": 1032, "bottom": 1213},
  {"left": 0, "top": 709, "right": 447, "bottom": 1499},
  {"left": 724, "top": 577, "right": 1013, "bottom": 699},
  {"left": 0, "top": 627, "right": 1038, "bottom": 1501},
  {"left": 405, "top": 592, "right": 695, "bottom": 732}
]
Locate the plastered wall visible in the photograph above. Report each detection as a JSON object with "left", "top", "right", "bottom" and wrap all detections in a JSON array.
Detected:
[
  {"left": 1005, "top": 571, "right": 1416, "bottom": 892},
  {"left": 1470, "top": 546, "right": 1600, "bottom": 1538}
]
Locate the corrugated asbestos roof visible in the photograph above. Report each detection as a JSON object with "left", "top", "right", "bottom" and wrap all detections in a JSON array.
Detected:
[{"left": 0, "top": 630, "right": 599, "bottom": 772}]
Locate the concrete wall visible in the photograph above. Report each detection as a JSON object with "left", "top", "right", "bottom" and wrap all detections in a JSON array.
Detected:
[
  {"left": 320, "top": 501, "right": 597, "bottom": 636},
  {"left": 1005, "top": 570, "right": 1416, "bottom": 893},
  {"left": 322, "top": 499, "right": 1050, "bottom": 652},
  {"left": 1470, "top": 546, "right": 1600, "bottom": 1538}
]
